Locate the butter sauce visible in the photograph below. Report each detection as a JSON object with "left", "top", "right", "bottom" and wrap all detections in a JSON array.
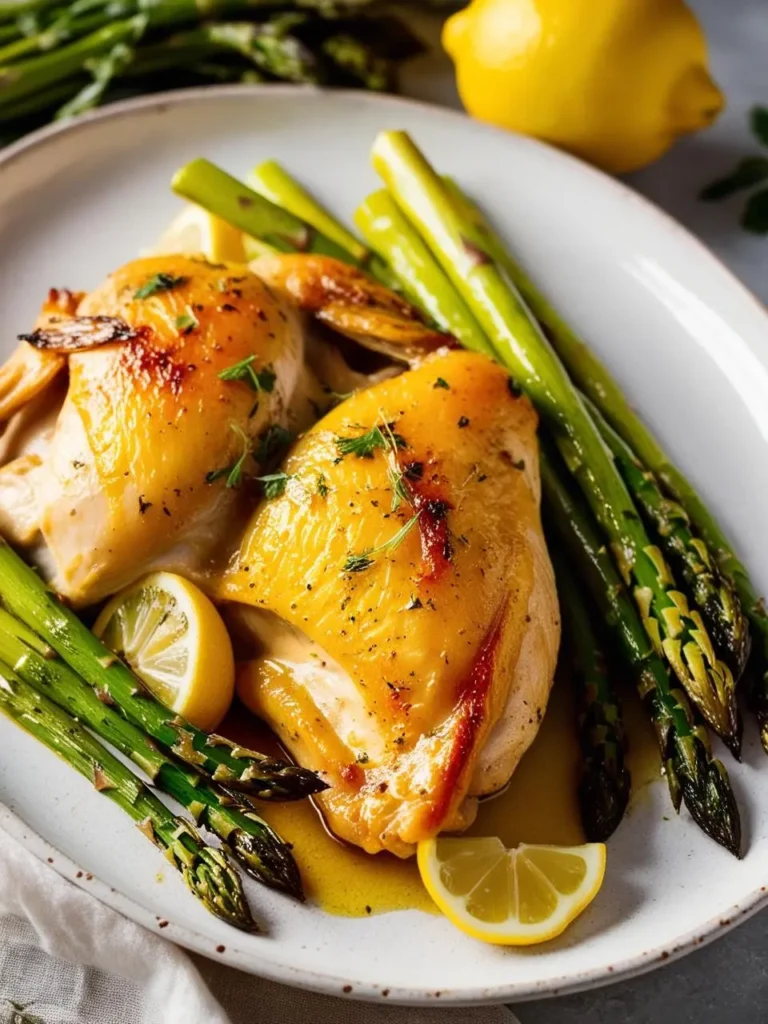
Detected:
[{"left": 222, "top": 671, "right": 660, "bottom": 918}]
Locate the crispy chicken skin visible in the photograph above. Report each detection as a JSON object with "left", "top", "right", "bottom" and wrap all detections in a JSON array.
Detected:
[
  {"left": 220, "top": 349, "right": 560, "bottom": 856},
  {"left": 0, "top": 256, "right": 304, "bottom": 604}
]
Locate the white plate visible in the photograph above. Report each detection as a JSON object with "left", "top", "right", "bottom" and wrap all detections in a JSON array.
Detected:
[{"left": 1, "top": 85, "right": 767, "bottom": 1006}]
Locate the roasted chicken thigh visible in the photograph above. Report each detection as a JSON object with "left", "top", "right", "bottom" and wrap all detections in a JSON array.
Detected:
[{"left": 221, "top": 350, "right": 560, "bottom": 856}]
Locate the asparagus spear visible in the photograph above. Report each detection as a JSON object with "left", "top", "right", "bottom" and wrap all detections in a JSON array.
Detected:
[
  {"left": 355, "top": 189, "right": 493, "bottom": 355},
  {"left": 246, "top": 160, "right": 401, "bottom": 290},
  {"left": 0, "top": 540, "right": 327, "bottom": 800},
  {"left": 551, "top": 546, "right": 631, "bottom": 842},
  {"left": 586, "top": 394, "right": 750, "bottom": 681},
  {"left": 0, "top": 609, "right": 303, "bottom": 899},
  {"left": 540, "top": 442, "right": 741, "bottom": 857},
  {"left": 172, "top": 159, "right": 358, "bottom": 264},
  {"left": 0, "top": 660, "right": 257, "bottom": 930},
  {"left": 443, "top": 174, "right": 768, "bottom": 754},
  {"left": 372, "top": 130, "right": 741, "bottom": 758}
]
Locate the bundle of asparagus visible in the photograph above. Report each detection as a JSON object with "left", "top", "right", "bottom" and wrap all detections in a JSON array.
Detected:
[
  {"left": 0, "top": 538, "right": 327, "bottom": 928},
  {"left": 0, "top": 0, "right": 445, "bottom": 145},
  {"left": 172, "top": 138, "right": 764, "bottom": 856}
]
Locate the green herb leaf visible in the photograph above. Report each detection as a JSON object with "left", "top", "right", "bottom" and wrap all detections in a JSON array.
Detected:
[
  {"left": 174, "top": 306, "right": 198, "bottom": 334},
  {"left": 317, "top": 473, "right": 329, "bottom": 498},
  {"left": 388, "top": 464, "right": 409, "bottom": 512},
  {"left": 205, "top": 423, "right": 250, "bottom": 488},
  {"left": 334, "top": 423, "right": 405, "bottom": 459},
  {"left": 134, "top": 273, "right": 187, "bottom": 299},
  {"left": 741, "top": 187, "right": 768, "bottom": 234},
  {"left": 343, "top": 512, "right": 421, "bottom": 574},
  {"left": 255, "top": 424, "right": 294, "bottom": 466},
  {"left": 257, "top": 472, "right": 292, "bottom": 499},
  {"left": 751, "top": 105, "right": 768, "bottom": 147},
  {"left": 699, "top": 157, "right": 768, "bottom": 201},
  {"left": 218, "top": 355, "right": 277, "bottom": 394},
  {"left": 433, "top": 377, "right": 450, "bottom": 390}
]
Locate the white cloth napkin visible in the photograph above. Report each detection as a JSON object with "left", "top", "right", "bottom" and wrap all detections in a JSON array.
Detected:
[{"left": 0, "top": 818, "right": 520, "bottom": 1024}]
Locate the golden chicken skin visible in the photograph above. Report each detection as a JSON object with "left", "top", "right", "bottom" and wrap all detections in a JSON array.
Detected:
[
  {"left": 220, "top": 349, "right": 560, "bottom": 857},
  {"left": 0, "top": 255, "right": 305, "bottom": 603}
]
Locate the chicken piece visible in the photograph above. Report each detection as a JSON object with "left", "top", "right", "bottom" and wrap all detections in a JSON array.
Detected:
[
  {"left": 251, "top": 253, "right": 453, "bottom": 362},
  {"left": 0, "top": 288, "right": 81, "bottom": 422},
  {"left": 0, "top": 255, "right": 304, "bottom": 604},
  {"left": 218, "top": 349, "right": 560, "bottom": 856}
]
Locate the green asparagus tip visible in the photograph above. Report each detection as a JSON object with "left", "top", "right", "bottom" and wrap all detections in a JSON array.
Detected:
[
  {"left": 183, "top": 844, "right": 259, "bottom": 933},
  {"left": 228, "top": 828, "right": 305, "bottom": 902},
  {"left": 680, "top": 742, "right": 742, "bottom": 859},
  {"left": 578, "top": 763, "right": 631, "bottom": 844}
]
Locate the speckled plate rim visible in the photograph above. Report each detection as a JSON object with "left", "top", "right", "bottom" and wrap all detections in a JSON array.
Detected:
[{"left": 1, "top": 83, "right": 768, "bottom": 1006}]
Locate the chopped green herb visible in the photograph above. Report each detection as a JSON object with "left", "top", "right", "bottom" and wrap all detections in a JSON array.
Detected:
[
  {"left": 433, "top": 377, "right": 450, "bottom": 390},
  {"left": 406, "top": 595, "right": 423, "bottom": 610},
  {"left": 742, "top": 188, "right": 768, "bottom": 234},
  {"left": 388, "top": 464, "right": 410, "bottom": 512},
  {"left": 256, "top": 472, "right": 292, "bottom": 499},
  {"left": 205, "top": 423, "right": 250, "bottom": 488},
  {"left": 218, "top": 355, "right": 277, "bottom": 394},
  {"left": 343, "top": 512, "right": 421, "bottom": 574},
  {"left": 255, "top": 424, "right": 294, "bottom": 466},
  {"left": 335, "top": 423, "right": 405, "bottom": 460},
  {"left": 317, "top": 473, "right": 329, "bottom": 498},
  {"left": 174, "top": 306, "right": 198, "bottom": 334},
  {"left": 134, "top": 273, "right": 187, "bottom": 299}
]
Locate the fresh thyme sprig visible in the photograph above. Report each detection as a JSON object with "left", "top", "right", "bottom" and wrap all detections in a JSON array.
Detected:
[
  {"left": 334, "top": 423, "right": 405, "bottom": 459},
  {"left": 256, "top": 472, "right": 292, "bottom": 499},
  {"left": 218, "top": 356, "right": 277, "bottom": 394},
  {"left": 205, "top": 423, "right": 251, "bottom": 488},
  {"left": 343, "top": 512, "right": 421, "bottom": 574}
]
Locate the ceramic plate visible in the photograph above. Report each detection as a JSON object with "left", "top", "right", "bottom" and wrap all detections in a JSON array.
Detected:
[{"left": 1, "top": 86, "right": 767, "bottom": 1006}]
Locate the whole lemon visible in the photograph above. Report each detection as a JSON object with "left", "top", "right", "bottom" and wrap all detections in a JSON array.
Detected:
[{"left": 443, "top": 0, "right": 724, "bottom": 174}]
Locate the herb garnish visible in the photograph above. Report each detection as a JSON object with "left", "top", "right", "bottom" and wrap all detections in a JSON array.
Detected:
[
  {"left": 174, "top": 306, "right": 198, "bottom": 334},
  {"left": 218, "top": 355, "right": 277, "bottom": 394},
  {"left": 699, "top": 106, "right": 768, "bottom": 233},
  {"left": 134, "top": 273, "right": 187, "bottom": 299},
  {"left": 334, "top": 423, "right": 405, "bottom": 459},
  {"left": 255, "top": 424, "right": 294, "bottom": 466},
  {"left": 388, "top": 464, "right": 410, "bottom": 512},
  {"left": 433, "top": 377, "right": 450, "bottom": 389},
  {"left": 317, "top": 473, "right": 329, "bottom": 498},
  {"left": 205, "top": 423, "right": 250, "bottom": 488},
  {"left": 343, "top": 512, "right": 421, "bottom": 573},
  {"left": 256, "top": 472, "right": 292, "bottom": 499}
]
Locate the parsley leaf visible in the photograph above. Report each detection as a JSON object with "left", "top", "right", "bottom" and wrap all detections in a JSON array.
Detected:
[
  {"left": 742, "top": 188, "right": 768, "bottom": 234},
  {"left": 334, "top": 423, "right": 405, "bottom": 459},
  {"left": 343, "top": 512, "right": 421, "bottom": 574},
  {"left": 175, "top": 306, "right": 198, "bottom": 334},
  {"left": 257, "top": 472, "right": 292, "bottom": 499},
  {"left": 700, "top": 157, "right": 768, "bottom": 201},
  {"left": 317, "top": 473, "right": 329, "bottom": 498},
  {"left": 218, "top": 355, "right": 277, "bottom": 394},
  {"left": 433, "top": 377, "right": 450, "bottom": 389},
  {"left": 134, "top": 273, "right": 187, "bottom": 299},
  {"left": 255, "top": 424, "right": 293, "bottom": 466}
]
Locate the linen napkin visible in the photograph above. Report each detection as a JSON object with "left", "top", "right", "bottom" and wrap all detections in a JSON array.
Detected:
[{"left": 0, "top": 814, "right": 520, "bottom": 1024}]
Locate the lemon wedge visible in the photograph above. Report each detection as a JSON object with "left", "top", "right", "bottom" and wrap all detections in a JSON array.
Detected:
[
  {"left": 93, "top": 572, "right": 235, "bottom": 732},
  {"left": 147, "top": 203, "right": 248, "bottom": 263},
  {"left": 417, "top": 836, "right": 606, "bottom": 945}
]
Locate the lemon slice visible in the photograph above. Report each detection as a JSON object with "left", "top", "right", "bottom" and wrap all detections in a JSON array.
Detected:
[
  {"left": 417, "top": 836, "right": 606, "bottom": 945},
  {"left": 147, "top": 203, "right": 248, "bottom": 263},
  {"left": 93, "top": 572, "right": 235, "bottom": 732}
]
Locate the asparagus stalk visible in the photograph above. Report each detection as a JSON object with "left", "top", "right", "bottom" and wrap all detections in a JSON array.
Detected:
[
  {"left": 0, "top": 540, "right": 327, "bottom": 800},
  {"left": 355, "top": 189, "right": 494, "bottom": 355},
  {"left": 541, "top": 443, "right": 741, "bottom": 857},
  {"left": 178, "top": 22, "right": 320, "bottom": 83},
  {"left": 321, "top": 31, "right": 390, "bottom": 91},
  {"left": 0, "top": 609, "right": 303, "bottom": 899},
  {"left": 443, "top": 174, "right": 768, "bottom": 754},
  {"left": 172, "top": 159, "right": 358, "bottom": 264},
  {"left": 246, "top": 160, "right": 400, "bottom": 290},
  {"left": 586, "top": 395, "right": 750, "bottom": 680},
  {"left": 0, "top": 660, "right": 257, "bottom": 930},
  {"left": 551, "top": 547, "right": 631, "bottom": 842},
  {"left": 372, "top": 130, "right": 741, "bottom": 758}
]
